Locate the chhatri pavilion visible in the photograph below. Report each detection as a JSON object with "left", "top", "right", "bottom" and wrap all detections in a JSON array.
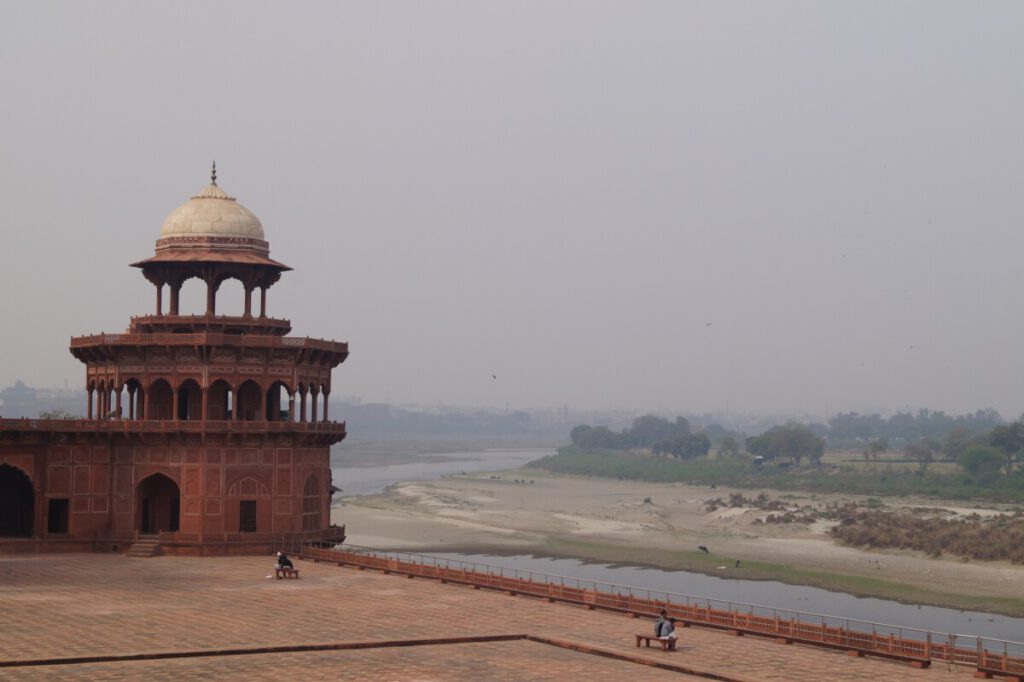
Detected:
[{"left": 0, "top": 166, "right": 348, "bottom": 554}]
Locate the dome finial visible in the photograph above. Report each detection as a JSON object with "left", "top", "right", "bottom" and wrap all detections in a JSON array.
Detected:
[{"left": 211, "top": 160, "right": 217, "bottom": 186}]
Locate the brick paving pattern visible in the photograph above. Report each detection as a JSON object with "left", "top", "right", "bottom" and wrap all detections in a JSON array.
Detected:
[
  {"left": 0, "top": 643, "right": 710, "bottom": 681},
  {"left": 0, "top": 553, "right": 985, "bottom": 681}
]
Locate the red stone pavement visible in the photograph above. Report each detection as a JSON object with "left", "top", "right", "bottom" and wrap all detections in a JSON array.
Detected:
[{"left": 0, "top": 553, "right": 986, "bottom": 681}]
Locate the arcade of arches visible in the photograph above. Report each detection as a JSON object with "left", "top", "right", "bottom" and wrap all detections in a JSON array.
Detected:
[
  {"left": 0, "top": 173, "right": 348, "bottom": 554},
  {"left": 84, "top": 378, "right": 331, "bottom": 423}
]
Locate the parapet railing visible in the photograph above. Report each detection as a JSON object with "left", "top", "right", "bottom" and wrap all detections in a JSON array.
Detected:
[
  {"left": 0, "top": 417, "right": 346, "bottom": 434},
  {"left": 69, "top": 331, "right": 348, "bottom": 353},
  {"left": 290, "top": 542, "right": 1024, "bottom": 677},
  {"left": 157, "top": 526, "right": 346, "bottom": 547},
  {"left": 130, "top": 314, "right": 292, "bottom": 330}
]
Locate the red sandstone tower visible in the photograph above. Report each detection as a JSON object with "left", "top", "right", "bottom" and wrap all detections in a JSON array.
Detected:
[{"left": 0, "top": 166, "right": 348, "bottom": 554}]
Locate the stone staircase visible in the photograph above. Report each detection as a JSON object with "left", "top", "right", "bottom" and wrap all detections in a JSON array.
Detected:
[{"left": 126, "top": 538, "right": 161, "bottom": 558}]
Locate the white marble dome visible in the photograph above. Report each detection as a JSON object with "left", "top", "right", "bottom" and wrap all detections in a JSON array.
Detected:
[{"left": 160, "top": 182, "right": 265, "bottom": 240}]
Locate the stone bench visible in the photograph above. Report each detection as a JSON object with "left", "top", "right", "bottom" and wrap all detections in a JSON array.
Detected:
[{"left": 635, "top": 634, "right": 676, "bottom": 651}]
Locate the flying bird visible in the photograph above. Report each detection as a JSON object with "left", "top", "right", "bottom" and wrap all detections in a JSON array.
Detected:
[{"left": 492, "top": 374, "right": 497, "bottom": 380}]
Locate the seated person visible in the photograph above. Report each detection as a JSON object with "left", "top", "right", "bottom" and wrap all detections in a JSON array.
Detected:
[
  {"left": 658, "top": 617, "right": 677, "bottom": 640},
  {"left": 654, "top": 610, "right": 668, "bottom": 636},
  {"left": 274, "top": 551, "right": 294, "bottom": 578}
]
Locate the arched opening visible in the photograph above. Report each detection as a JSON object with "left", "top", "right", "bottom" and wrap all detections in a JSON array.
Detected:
[
  {"left": 136, "top": 474, "right": 180, "bottom": 534},
  {"left": 236, "top": 380, "right": 262, "bottom": 421},
  {"left": 296, "top": 383, "right": 307, "bottom": 422},
  {"left": 148, "top": 379, "right": 173, "bottom": 420},
  {"left": 176, "top": 276, "right": 206, "bottom": 316},
  {"left": 302, "top": 474, "right": 321, "bottom": 531},
  {"left": 217, "top": 277, "right": 246, "bottom": 317},
  {"left": 0, "top": 464, "right": 34, "bottom": 537},
  {"left": 177, "top": 379, "right": 202, "bottom": 421},
  {"left": 265, "top": 381, "right": 291, "bottom": 422},
  {"left": 86, "top": 380, "right": 96, "bottom": 420},
  {"left": 124, "top": 378, "right": 144, "bottom": 420},
  {"left": 116, "top": 383, "right": 128, "bottom": 419},
  {"left": 207, "top": 379, "right": 233, "bottom": 420},
  {"left": 106, "top": 384, "right": 118, "bottom": 419},
  {"left": 96, "top": 380, "right": 107, "bottom": 419}
]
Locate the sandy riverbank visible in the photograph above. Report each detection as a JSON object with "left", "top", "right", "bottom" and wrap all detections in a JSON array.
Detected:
[{"left": 332, "top": 470, "right": 1024, "bottom": 615}]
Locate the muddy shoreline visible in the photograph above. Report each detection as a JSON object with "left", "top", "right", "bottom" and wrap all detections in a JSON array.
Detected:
[{"left": 333, "top": 470, "right": 1024, "bottom": 616}]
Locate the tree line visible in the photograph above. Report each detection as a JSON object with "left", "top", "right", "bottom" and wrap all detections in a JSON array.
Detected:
[
  {"left": 570, "top": 410, "right": 1024, "bottom": 478},
  {"left": 826, "top": 409, "right": 1003, "bottom": 449},
  {"left": 571, "top": 416, "right": 711, "bottom": 459}
]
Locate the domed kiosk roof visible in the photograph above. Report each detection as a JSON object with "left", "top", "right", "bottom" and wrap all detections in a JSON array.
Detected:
[
  {"left": 160, "top": 182, "right": 265, "bottom": 240},
  {"left": 131, "top": 165, "right": 290, "bottom": 273}
]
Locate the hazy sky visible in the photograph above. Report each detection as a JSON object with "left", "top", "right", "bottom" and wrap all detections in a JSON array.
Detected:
[{"left": 2, "top": 2, "right": 1023, "bottom": 417}]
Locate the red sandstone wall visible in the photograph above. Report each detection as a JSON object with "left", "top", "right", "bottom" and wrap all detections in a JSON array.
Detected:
[{"left": 1, "top": 440, "right": 332, "bottom": 546}]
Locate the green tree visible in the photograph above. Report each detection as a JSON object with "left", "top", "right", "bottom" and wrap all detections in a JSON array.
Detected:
[
  {"left": 747, "top": 423, "right": 825, "bottom": 466},
  {"left": 863, "top": 437, "right": 888, "bottom": 463},
  {"left": 988, "top": 422, "right": 1024, "bottom": 476},
  {"left": 717, "top": 435, "right": 740, "bottom": 457},
  {"left": 941, "top": 427, "right": 973, "bottom": 463},
  {"left": 39, "top": 409, "right": 74, "bottom": 419},
  {"left": 958, "top": 445, "right": 1005, "bottom": 481},
  {"left": 904, "top": 438, "right": 939, "bottom": 473}
]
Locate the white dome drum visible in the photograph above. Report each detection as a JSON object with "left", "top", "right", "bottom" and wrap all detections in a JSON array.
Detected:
[{"left": 160, "top": 182, "right": 265, "bottom": 241}]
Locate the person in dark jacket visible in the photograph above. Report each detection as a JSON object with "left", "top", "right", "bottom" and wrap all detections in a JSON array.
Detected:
[
  {"left": 660, "top": 618, "right": 677, "bottom": 639},
  {"left": 655, "top": 610, "right": 668, "bottom": 636},
  {"left": 274, "top": 551, "right": 294, "bottom": 578}
]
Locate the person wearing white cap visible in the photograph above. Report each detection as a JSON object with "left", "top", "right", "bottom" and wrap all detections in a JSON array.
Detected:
[{"left": 274, "top": 551, "right": 294, "bottom": 579}]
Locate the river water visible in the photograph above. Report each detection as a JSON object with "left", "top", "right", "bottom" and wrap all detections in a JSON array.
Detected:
[
  {"left": 333, "top": 448, "right": 548, "bottom": 497},
  {"left": 333, "top": 447, "right": 1024, "bottom": 642}
]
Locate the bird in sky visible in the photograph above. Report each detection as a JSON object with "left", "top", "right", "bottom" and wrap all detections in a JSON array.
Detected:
[{"left": 492, "top": 374, "right": 497, "bottom": 380}]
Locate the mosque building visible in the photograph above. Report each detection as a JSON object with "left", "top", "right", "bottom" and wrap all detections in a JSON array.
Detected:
[{"left": 0, "top": 166, "right": 349, "bottom": 554}]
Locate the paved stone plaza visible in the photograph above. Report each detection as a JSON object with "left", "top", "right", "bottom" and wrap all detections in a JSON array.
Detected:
[{"left": 0, "top": 553, "right": 985, "bottom": 681}]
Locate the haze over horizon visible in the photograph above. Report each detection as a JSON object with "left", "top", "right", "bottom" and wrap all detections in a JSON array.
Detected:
[{"left": 2, "top": 2, "right": 1023, "bottom": 418}]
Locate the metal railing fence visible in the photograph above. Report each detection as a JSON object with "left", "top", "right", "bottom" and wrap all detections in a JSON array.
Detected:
[{"left": 287, "top": 541, "right": 1024, "bottom": 676}]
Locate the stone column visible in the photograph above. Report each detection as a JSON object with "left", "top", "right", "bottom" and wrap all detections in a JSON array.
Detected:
[
  {"left": 156, "top": 285, "right": 163, "bottom": 316},
  {"left": 310, "top": 386, "right": 319, "bottom": 423},
  {"left": 299, "top": 388, "right": 307, "bottom": 423},
  {"left": 115, "top": 386, "right": 122, "bottom": 419},
  {"left": 259, "top": 287, "right": 267, "bottom": 318},
  {"left": 86, "top": 388, "right": 93, "bottom": 420},
  {"left": 169, "top": 284, "right": 180, "bottom": 315},
  {"left": 201, "top": 386, "right": 209, "bottom": 422},
  {"left": 206, "top": 279, "right": 216, "bottom": 316},
  {"left": 322, "top": 390, "right": 329, "bottom": 422},
  {"left": 244, "top": 287, "right": 253, "bottom": 318}
]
